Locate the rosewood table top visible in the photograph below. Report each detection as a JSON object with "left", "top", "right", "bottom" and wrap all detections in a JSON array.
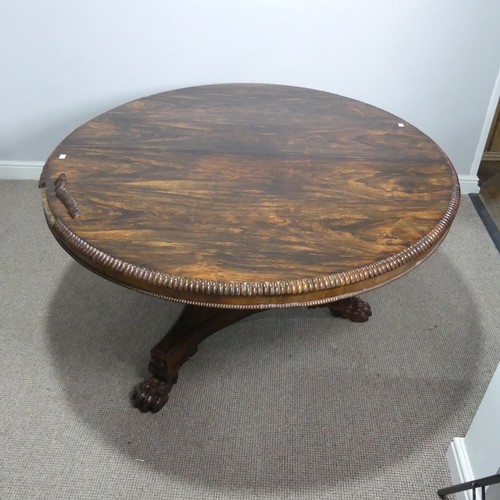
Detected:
[{"left": 40, "top": 83, "right": 460, "bottom": 310}]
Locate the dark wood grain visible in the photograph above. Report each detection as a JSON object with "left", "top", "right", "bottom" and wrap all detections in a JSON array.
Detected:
[{"left": 40, "top": 84, "right": 460, "bottom": 308}]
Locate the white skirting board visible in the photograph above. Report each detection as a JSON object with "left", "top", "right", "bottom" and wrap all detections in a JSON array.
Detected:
[
  {"left": 446, "top": 438, "right": 475, "bottom": 500},
  {"left": 446, "top": 362, "right": 500, "bottom": 500},
  {"left": 458, "top": 175, "right": 481, "bottom": 194},
  {"left": 0, "top": 161, "right": 481, "bottom": 193},
  {"left": 0, "top": 161, "right": 44, "bottom": 180},
  {"left": 447, "top": 443, "right": 500, "bottom": 500}
]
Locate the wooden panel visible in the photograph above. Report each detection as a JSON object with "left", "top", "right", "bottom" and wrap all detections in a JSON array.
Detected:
[{"left": 40, "top": 84, "right": 460, "bottom": 307}]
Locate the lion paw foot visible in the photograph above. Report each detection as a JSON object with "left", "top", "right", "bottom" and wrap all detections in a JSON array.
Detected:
[
  {"left": 131, "top": 377, "right": 174, "bottom": 413},
  {"left": 327, "top": 297, "right": 372, "bottom": 323}
]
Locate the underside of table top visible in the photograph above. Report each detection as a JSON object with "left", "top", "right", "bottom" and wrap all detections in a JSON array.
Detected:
[{"left": 40, "top": 83, "right": 460, "bottom": 308}]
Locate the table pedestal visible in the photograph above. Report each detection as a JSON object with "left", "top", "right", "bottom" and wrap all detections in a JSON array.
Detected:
[{"left": 132, "top": 296, "right": 371, "bottom": 413}]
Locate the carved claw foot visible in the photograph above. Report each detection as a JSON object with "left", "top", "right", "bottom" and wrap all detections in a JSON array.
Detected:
[
  {"left": 326, "top": 297, "right": 372, "bottom": 322},
  {"left": 131, "top": 377, "right": 174, "bottom": 413}
]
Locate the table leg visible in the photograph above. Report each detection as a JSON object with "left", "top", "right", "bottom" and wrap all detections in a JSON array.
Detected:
[
  {"left": 132, "top": 296, "right": 371, "bottom": 413},
  {"left": 131, "top": 305, "right": 260, "bottom": 413}
]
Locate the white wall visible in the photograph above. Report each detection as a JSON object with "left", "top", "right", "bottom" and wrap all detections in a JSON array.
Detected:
[{"left": 1, "top": 0, "right": 499, "bottom": 181}]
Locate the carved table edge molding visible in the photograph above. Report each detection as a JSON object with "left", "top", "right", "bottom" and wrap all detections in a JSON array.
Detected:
[{"left": 40, "top": 179, "right": 460, "bottom": 309}]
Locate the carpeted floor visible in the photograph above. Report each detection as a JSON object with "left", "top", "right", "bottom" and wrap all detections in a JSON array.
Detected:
[{"left": 1, "top": 180, "right": 499, "bottom": 499}]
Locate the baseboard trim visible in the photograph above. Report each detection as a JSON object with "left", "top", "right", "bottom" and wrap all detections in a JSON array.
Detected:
[
  {"left": 0, "top": 161, "right": 481, "bottom": 194},
  {"left": 446, "top": 438, "right": 475, "bottom": 500},
  {"left": 0, "top": 161, "right": 44, "bottom": 180},
  {"left": 458, "top": 175, "right": 480, "bottom": 194}
]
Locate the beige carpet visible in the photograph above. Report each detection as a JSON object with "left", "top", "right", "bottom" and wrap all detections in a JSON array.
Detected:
[{"left": 1, "top": 180, "right": 499, "bottom": 499}]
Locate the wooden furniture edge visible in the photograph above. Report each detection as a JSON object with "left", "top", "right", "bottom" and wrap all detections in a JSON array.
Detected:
[{"left": 40, "top": 176, "right": 460, "bottom": 309}]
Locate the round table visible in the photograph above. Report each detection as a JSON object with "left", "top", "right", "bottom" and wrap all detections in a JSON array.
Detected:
[{"left": 40, "top": 84, "right": 460, "bottom": 412}]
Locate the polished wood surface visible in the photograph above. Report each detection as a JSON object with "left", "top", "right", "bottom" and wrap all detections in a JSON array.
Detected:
[{"left": 40, "top": 84, "right": 460, "bottom": 308}]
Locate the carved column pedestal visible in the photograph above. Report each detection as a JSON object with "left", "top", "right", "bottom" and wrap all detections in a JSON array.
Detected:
[{"left": 132, "top": 296, "right": 372, "bottom": 413}]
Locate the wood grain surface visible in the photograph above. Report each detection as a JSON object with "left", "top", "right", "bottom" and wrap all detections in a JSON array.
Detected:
[{"left": 40, "top": 84, "right": 460, "bottom": 308}]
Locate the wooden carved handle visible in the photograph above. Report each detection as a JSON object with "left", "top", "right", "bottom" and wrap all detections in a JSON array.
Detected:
[{"left": 55, "top": 173, "right": 80, "bottom": 218}]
